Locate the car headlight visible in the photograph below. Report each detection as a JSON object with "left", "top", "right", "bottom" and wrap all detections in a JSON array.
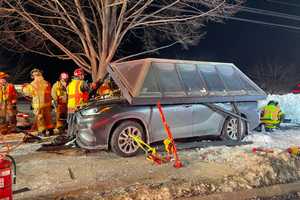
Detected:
[{"left": 81, "top": 106, "right": 111, "bottom": 116}]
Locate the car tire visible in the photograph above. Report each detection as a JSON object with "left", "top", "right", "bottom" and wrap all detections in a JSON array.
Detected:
[
  {"left": 221, "top": 116, "right": 246, "bottom": 141},
  {"left": 110, "top": 121, "right": 144, "bottom": 157}
]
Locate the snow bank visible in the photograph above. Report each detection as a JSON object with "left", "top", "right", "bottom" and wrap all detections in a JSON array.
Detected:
[
  {"left": 259, "top": 93, "right": 300, "bottom": 123},
  {"left": 245, "top": 126, "right": 300, "bottom": 149}
]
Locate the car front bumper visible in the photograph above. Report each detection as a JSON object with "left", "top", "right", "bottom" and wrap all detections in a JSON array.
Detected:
[
  {"left": 74, "top": 113, "right": 110, "bottom": 150},
  {"left": 76, "top": 135, "right": 108, "bottom": 150}
]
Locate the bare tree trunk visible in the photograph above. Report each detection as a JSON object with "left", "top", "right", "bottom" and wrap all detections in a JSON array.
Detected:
[{"left": 97, "top": 61, "right": 109, "bottom": 81}]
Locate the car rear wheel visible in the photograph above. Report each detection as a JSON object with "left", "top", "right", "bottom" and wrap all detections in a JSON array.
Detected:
[
  {"left": 110, "top": 121, "right": 144, "bottom": 157},
  {"left": 221, "top": 117, "right": 246, "bottom": 141}
]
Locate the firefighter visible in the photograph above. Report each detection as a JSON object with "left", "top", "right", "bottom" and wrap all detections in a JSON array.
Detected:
[
  {"left": 0, "top": 72, "right": 17, "bottom": 134},
  {"left": 97, "top": 79, "right": 112, "bottom": 98},
  {"left": 260, "top": 100, "right": 284, "bottom": 131},
  {"left": 51, "top": 72, "right": 69, "bottom": 133},
  {"left": 274, "top": 101, "right": 285, "bottom": 126},
  {"left": 22, "top": 69, "right": 53, "bottom": 136},
  {"left": 66, "top": 68, "right": 90, "bottom": 138}
]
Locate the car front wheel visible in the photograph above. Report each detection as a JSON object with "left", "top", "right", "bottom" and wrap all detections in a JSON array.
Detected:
[
  {"left": 110, "top": 121, "right": 144, "bottom": 157},
  {"left": 221, "top": 117, "right": 246, "bottom": 141}
]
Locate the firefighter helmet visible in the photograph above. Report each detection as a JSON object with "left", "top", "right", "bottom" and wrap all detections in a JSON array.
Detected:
[
  {"left": 74, "top": 68, "right": 84, "bottom": 77},
  {"left": 60, "top": 72, "right": 69, "bottom": 80},
  {"left": 30, "top": 68, "right": 43, "bottom": 79},
  {"left": 0, "top": 72, "right": 9, "bottom": 79}
]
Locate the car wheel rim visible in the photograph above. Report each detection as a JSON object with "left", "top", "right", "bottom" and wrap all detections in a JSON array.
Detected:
[
  {"left": 118, "top": 126, "right": 142, "bottom": 154},
  {"left": 226, "top": 118, "right": 239, "bottom": 140}
]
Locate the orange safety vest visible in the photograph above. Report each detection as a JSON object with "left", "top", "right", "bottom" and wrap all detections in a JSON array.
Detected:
[{"left": 67, "top": 79, "right": 88, "bottom": 112}]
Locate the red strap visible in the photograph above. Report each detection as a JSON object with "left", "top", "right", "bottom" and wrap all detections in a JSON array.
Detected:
[
  {"left": 157, "top": 101, "right": 183, "bottom": 168},
  {"left": 252, "top": 147, "right": 274, "bottom": 153},
  {"left": 147, "top": 154, "right": 163, "bottom": 165}
]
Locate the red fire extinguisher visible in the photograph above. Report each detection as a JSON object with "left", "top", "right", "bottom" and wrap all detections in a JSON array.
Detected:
[{"left": 0, "top": 155, "right": 16, "bottom": 200}]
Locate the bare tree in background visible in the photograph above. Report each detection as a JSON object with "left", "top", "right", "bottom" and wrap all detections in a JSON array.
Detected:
[
  {"left": 248, "top": 61, "right": 300, "bottom": 94},
  {"left": 0, "top": 51, "right": 32, "bottom": 83},
  {"left": 8, "top": 60, "right": 32, "bottom": 84},
  {"left": 0, "top": 0, "right": 243, "bottom": 81}
]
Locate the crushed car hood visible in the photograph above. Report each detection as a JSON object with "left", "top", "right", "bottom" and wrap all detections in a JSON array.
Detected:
[{"left": 80, "top": 97, "right": 127, "bottom": 111}]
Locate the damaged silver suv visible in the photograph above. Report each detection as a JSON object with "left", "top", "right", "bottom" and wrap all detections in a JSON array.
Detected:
[{"left": 70, "top": 58, "right": 266, "bottom": 157}]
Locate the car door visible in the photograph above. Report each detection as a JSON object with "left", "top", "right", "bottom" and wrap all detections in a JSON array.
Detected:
[
  {"left": 149, "top": 104, "right": 193, "bottom": 143},
  {"left": 192, "top": 104, "right": 225, "bottom": 136}
]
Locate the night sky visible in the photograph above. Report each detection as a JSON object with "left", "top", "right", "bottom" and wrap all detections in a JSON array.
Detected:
[
  {"left": 1, "top": 0, "right": 300, "bottom": 84},
  {"left": 162, "top": 0, "right": 300, "bottom": 72}
]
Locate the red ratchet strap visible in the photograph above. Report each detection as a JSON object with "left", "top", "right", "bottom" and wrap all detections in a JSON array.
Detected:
[
  {"left": 252, "top": 147, "right": 274, "bottom": 154},
  {"left": 157, "top": 101, "right": 183, "bottom": 168}
]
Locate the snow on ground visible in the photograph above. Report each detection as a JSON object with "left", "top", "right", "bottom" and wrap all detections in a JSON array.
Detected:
[
  {"left": 245, "top": 125, "right": 300, "bottom": 149},
  {"left": 259, "top": 93, "right": 300, "bottom": 123}
]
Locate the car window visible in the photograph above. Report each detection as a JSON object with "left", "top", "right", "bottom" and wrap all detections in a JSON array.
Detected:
[
  {"left": 177, "top": 63, "right": 207, "bottom": 95},
  {"left": 140, "top": 66, "right": 161, "bottom": 97},
  {"left": 216, "top": 64, "right": 247, "bottom": 95},
  {"left": 154, "top": 62, "right": 185, "bottom": 96},
  {"left": 197, "top": 64, "right": 226, "bottom": 94}
]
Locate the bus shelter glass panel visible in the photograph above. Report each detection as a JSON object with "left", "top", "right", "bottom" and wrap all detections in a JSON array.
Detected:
[
  {"left": 117, "top": 61, "right": 144, "bottom": 91},
  {"left": 197, "top": 64, "right": 226, "bottom": 94},
  {"left": 139, "top": 66, "right": 161, "bottom": 97},
  {"left": 154, "top": 62, "right": 185, "bottom": 96},
  {"left": 239, "top": 74, "right": 261, "bottom": 95},
  {"left": 177, "top": 63, "right": 207, "bottom": 95},
  {"left": 216, "top": 64, "right": 247, "bottom": 95}
]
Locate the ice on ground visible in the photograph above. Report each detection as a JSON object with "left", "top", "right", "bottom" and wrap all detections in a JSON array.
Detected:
[
  {"left": 245, "top": 124, "right": 300, "bottom": 149},
  {"left": 11, "top": 143, "right": 42, "bottom": 156},
  {"left": 259, "top": 93, "right": 300, "bottom": 123}
]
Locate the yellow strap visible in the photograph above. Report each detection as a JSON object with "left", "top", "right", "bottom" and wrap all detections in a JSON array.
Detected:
[
  {"left": 128, "top": 133, "right": 156, "bottom": 155},
  {"left": 163, "top": 138, "right": 173, "bottom": 153}
]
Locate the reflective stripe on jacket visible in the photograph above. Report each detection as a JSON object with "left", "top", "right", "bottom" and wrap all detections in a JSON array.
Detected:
[
  {"left": 23, "top": 79, "right": 52, "bottom": 109},
  {"left": 67, "top": 79, "right": 87, "bottom": 111},
  {"left": 260, "top": 104, "right": 282, "bottom": 124}
]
